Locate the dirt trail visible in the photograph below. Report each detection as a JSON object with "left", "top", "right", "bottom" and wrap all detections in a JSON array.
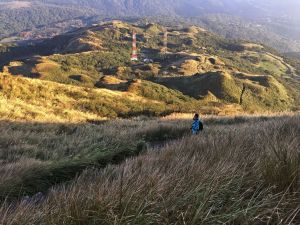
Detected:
[{"left": 265, "top": 52, "right": 300, "bottom": 80}]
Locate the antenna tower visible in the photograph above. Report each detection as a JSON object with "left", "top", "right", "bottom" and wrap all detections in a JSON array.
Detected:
[{"left": 131, "top": 31, "right": 138, "bottom": 61}]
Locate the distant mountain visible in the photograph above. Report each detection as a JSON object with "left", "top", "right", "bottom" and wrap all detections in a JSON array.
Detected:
[
  {"left": 3, "top": 0, "right": 299, "bottom": 19},
  {"left": 0, "top": 1, "right": 95, "bottom": 38},
  {"left": 286, "top": 52, "right": 300, "bottom": 60},
  {"left": 1, "top": 0, "right": 300, "bottom": 52}
]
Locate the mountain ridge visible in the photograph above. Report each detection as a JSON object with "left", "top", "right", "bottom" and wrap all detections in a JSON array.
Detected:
[
  {"left": 1, "top": 21, "right": 299, "bottom": 121},
  {"left": 1, "top": 0, "right": 300, "bottom": 52}
]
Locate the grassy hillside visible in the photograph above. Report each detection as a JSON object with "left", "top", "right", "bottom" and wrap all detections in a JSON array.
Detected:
[
  {"left": 2, "top": 73, "right": 235, "bottom": 121},
  {"left": 0, "top": 114, "right": 299, "bottom": 224},
  {"left": 154, "top": 71, "right": 292, "bottom": 112},
  {"left": 0, "top": 73, "right": 172, "bottom": 121},
  {"left": 1, "top": 21, "right": 300, "bottom": 115}
]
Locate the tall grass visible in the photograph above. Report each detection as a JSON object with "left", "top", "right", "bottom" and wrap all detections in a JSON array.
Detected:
[
  {"left": 0, "top": 117, "right": 190, "bottom": 201},
  {"left": 0, "top": 114, "right": 299, "bottom": 224}
]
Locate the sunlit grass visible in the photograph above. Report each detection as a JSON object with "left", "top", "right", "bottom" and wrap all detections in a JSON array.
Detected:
[{"left": 0, "top": 114, "right": 299, "bottom": 224}]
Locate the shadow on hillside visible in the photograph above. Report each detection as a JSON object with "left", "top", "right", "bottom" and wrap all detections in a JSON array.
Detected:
[
  {"left": 151, "top": 72, "right": 224, "bottom": 99},
  {"left": 7, "top": 58, "right": 42, "bottom": 78},
  {"left": 69, "top": 75, "right": 83, "bottom": 82},
  {"left": 94, "top": 80, "right": 130, "bottom": 91}
]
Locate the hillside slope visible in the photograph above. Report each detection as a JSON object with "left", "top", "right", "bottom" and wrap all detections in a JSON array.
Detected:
[
  {"left": 2, "top": 72, "right": 239, "bottom": 121},
  {"left": 1, "top": 114, "right": 300, "bottom": 224},
  {"left": 0, "top": 74, "right": 173, "bottom": 121},
  {"left": 1, "top": 21, "right": 299, "bottom": 116}
]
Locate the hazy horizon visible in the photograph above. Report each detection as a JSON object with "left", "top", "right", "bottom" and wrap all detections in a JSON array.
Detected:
[
  {"left": 1, "top": 0, "right": 300, "bottom": 19},
  {"left": 1, "top": 0, "right": 300, "bottom": 52}
]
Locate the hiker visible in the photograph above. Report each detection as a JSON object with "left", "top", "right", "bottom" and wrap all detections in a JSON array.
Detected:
[{"left": 191, "top": 113, "right": 203, "bottom": 135}]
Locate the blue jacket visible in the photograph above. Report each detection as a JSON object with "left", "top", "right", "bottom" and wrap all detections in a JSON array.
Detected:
[{"left": 192, "top": 119, "right": 201, "bottom": 134}]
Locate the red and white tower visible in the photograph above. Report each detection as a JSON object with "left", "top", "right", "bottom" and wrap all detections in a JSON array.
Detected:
[{"left": 131, "top": 31, "right": 138, "bottom": 61}]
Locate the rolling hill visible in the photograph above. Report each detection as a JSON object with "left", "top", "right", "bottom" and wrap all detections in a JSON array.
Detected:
[{"left": 1, "top": 21, "right": 299, "bottom": 121}]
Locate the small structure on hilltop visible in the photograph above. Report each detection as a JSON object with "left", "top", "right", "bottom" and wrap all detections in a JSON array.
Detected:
[{"left": 143, "top": 58, "right": 154, "bottom": 63}]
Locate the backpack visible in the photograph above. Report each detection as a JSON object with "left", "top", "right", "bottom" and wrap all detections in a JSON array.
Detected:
[{"left": 199, "top": 121, "right": 204, "bottom": 131}]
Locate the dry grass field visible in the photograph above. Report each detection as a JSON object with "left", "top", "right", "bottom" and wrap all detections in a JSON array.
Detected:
[
  {"left": 0, "top": 113, "right": 299, "bottom": 224},
  {"left": 1, "top": 20, "right": 300, "bottom": 224}
]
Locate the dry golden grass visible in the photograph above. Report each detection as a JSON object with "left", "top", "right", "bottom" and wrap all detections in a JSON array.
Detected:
[
  {"left": 0, "top": 116, "right": 190, "bottom": 201},
  {"left": 0, "top": 113, "right": 299, "bottom": 224},
  {"left": 179, "top": 59, "right": 201, "bottom": 76},
  {"left": 242, "top": 43, "right": 264, "bottom": 50},
  {"left": 101, "top": 75, "right": 126, "bottom": 85},
  {"left": 0, "top": 74, "right": 172, "bottom": 122},
  {"left": 64, "top": 34, "right": 103, "bottom": 53},
  {"left": 35, "top": 60, "right": 60, "bottom": 72}
]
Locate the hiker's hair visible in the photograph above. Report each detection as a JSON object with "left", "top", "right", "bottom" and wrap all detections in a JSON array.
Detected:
[{"left": 194, "top": 113, "right": 199, "bottom": 118}]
